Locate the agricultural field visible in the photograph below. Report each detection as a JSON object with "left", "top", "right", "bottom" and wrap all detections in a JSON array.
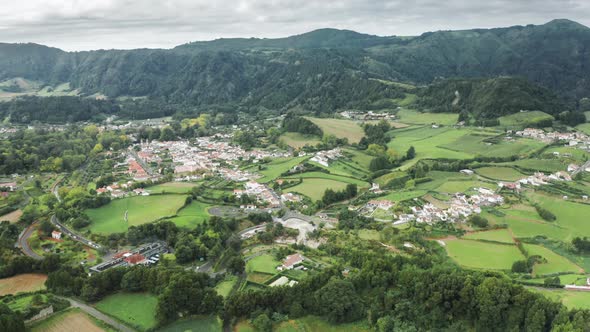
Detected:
[
  {"left": 528, "top": 193, "right": 590, "bottom": 241},
  {"left": 0, "top": 209, "right": 22, "bottom": 223},
  {"left": 530, "top": 288, "right": 590, "bottom": 310},
  {"left": 0, "top": 274, "right": 47, "bottom": 296},
  {"left": 342, "top": 148, "right": 374, "bottom": 170},
  {"left": 462, "top": 229, "right": 514, "bottom": 244},
  {"left": 444, "top": 239, "right": 524, "bottom": 270},
  {"left": 310, "top": 159, "right": 370, "bottom": 178},
  {"left": 282, "top": 172, "right": 369, "bottom": 186},
  {"left": 379, "top": 189, "right": 428, "bottom": 202},
  {"left": 435, "top": 180, "right": 496, "bottom": 193},
  {"left": 166, "top": 200, "right": 211, "bottom": 228},
  {"left": 85, "top": 195, "right": 188, "bottom": 234},
  {"left": 30, "top": 308, "right": 110, "bottom": 332},
  {"left": 95, "top": 292, "right": 158, "bottom": 331},
  {"left": 5, "top": 294, "right": 48, "bottom": 311},
  {"left": 148, "top": 182, "right": 196, "bottom": 194},
  {"left": 498, "top": 111, "right": 554, "bottom": 128},
  {"left": 257, "top": 156, "right": 311, "bottom": 183},
  {"left": 575, "top": 123, "right": 590, "bottom": 135},
  {"left": 524, "top": 244, "right": 582, "bottom": 276},
  {"left": 304, "top": 117, "right": 365, "bottom": 143},
  {"left": 441, "top": 133, "right": 545, "bottom": 158},
  {"left": 215, "top": 276, "right": 238, "bottom": 298},
  {"left": 395, "top": 109, "right": 458, "bottom": 125},
  {"left": 286, "top": 178, "right": 352, "bottom": 201},
  {"left": 279, "top": 132, "right": 321, "bottom": 149},
  {"left": 273, "top": 316, "right": 371, "bottom": 332},
  {"left": 499, "top": 159, "right": 566, "bottom": 172},
  {"left": 475, "top": 166, "right": 525, "bottom": 181},
  {"left": 246, "top": 254, "right": 280, "bottom": 275},
  {"left": 158, "top": 316, "right": 222, "bottom": 332}
]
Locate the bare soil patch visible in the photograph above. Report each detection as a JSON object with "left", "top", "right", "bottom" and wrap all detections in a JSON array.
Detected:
[
  {"left": 0, "top": 209, "right": 22, "bottom": 223},
  {"left": 0, "top": 273, "right": 47, "bottom": 296}
]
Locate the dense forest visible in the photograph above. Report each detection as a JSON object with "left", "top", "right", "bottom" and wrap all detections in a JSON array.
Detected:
[{"left": 2, "top": 19, "right": 590, "bottom": 119}]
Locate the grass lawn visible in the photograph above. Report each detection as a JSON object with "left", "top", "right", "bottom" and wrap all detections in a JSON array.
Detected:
[
  {"left": 157, "top": 316, "right": 222, "bottom": 332},
  {"left": 167, "top": 200, "right": 211, "bottom": 228},
  {"left": 380, "top": 190, "right": 427, "bottom": 202},
  {"left": 436, "top": 180, "right": 496, "bottom": 193},
  {"left": 463, "top": 229, "right": 514, "bottom": 244},
  {"left": 529, "top": 287, "right": 590, "bottom": 310},
  {"left": 246, "top": 254, "right": 280, "bottom": 274},
  {"left": 6, "top": 294, "right": 48, "bottom": 311},
  {"left": 445, "top": 239, "right": 524, "bottom": 270},
  {"left": 30, "top": 308, "right": 111, "bottom": 332},
  {"left": 475, "top": 166, "right": 525, "bottom": 181},
  {"left": 95, "top": 292, "right": 158, "bottom": 331},
  {"left": 257, "top": 156, "right": 311, "bottom": 183},
  {"left": 304, "top": 117, "right": 365, "bottom": 143},
  {"left": 279, "top": 132, "right": 321, "bottom": 149},
  {"left": 86, "top": 195, "right": 187, "bottom": 234},
  {"left": 274, "top": 316, "right": 370, "bottom": 332},
  {"left": 524, "top": 244, "right": 582, "bottom": 276},
  {"left": 286, "top": 178, "right": 351, "bottom": 201},
  {"left": 215, "top": 276, "right": 237, "bottom": 298},
  {"left": 148, "top": 182, "right": 196, "bottom": 194},
  {"left": 358, "top": 229, "right": 381, "bottom": 241},
  {"left": 395, "top": 109, "right": 458, "bottom": 126}
]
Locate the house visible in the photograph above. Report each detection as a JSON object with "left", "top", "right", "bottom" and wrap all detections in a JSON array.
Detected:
[
  {"left": 0, "top": 182, "right": 17, "bottom": 191},
  {"left": 124, "top": 254, "right": 146, "bottom": 265},
  {"left": 367, "top": 200, "right": 394, "bottom": 210},
  {"left": 51, "top": 231, "right": 62, "bottom": 240},
  {"left": 278, "top": 253, "right": 304, "bottom": 270}
]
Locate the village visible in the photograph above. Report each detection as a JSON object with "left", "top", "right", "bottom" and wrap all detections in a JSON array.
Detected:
[{"left": 515, "top": 127, "right": 590, "bottom": 150}]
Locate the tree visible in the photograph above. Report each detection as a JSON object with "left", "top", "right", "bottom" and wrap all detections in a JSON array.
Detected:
[
  {"left": 511, "top": 260, "right": 530, "bottom": 273},
  {"left": 39, "top": 220, "right": 54, "bottom": 237},
  {"left": 314, "top": 278, "right": 363, "bottom": 323},
  {"left": 252, "top": 313, "right": 272, "bottom": 332},
  {"left": 467, "top": 215, "right": 488, "bottom": 228},
  {"left": 405, "top": 146, "right": 416, "bottom": 160}
]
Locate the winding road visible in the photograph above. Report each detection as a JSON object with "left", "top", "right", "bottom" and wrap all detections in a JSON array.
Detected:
[{"left": 17, "top": 221, "right": 43, "bottom": 260}]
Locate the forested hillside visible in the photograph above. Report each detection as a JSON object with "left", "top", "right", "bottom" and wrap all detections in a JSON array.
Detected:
[{"left": 1, "top": 19, "right": 590, "bottom": 118}]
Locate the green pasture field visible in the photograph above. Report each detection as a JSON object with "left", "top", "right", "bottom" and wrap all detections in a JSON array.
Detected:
[
  {"left": 309, "top": 159, "right": 370, "bottom": 178},
  {"left": 445, "top": 239, "right": 524, "bottom": 270},
  {"left": 373, "top": 171, "right": 408, "bottom": 187},
  {"left": 462, "top": 229, "right": 514, "bottom": 244},
  {"left": 86, "top": 195, "right": 187, "bottom": 234},
  {"left": 246, "top": 254, "right": 280, "bottom": 275},
  {"left": 274, "top": 316, "right": 370, "bottom": 332},
  {"left": 166, "top": 200, "right": 211, "bottom": 228},
  {"left": 342, "top": 148, "right": 374, "bottom": 169},
  {"left": 527, "top": 193, "right": 590, "bottom": 241},
  {"left": 6, "top": 294, "right": 48, "bottom": 311},
  {"left": 279, "top": 132, "right": 321, "bottom": 149},
  {"left": 304, "top": 117, "right": 365, "bottom": 143},
  {"left": 499, "top": 159, "right": 566, "bottom": 172},
  {"left": 498, "top": 111, "right": 554, "bottom": 128},
  {"left": 395, "top": 109, "right": 458, "bottom": 126},
  {"left": 282, "top": 172, "right": 369, "bottom": 187},
  {"left": 435, "top": 180, "right": 496, "bottom": 193},
  {"left": 576, "top": 123, "right": 590, "bottom": 135},
  {"left": 257, "top": 156, "right": 311, "bottom": 183},
  {"left": 215, "top": 276, "right": 238, "bottom": 298},
  {"left": 286, "top": 178, "right": 352, "bottom": 201},
  {"left": 475, "top": 166, "right": 525, "bottom": 181},
  {"left": 96, "top": 292, "right": 158, "bottom": 331},
  {"left": 388, "top": 127, "right": 474, "bottom": 169},
  {"left": 524, "top": 244, "right": 582, "bottom": 276},
  {"left": 357, "top": 229, "right": 381, "bottom": 241},
  {"left": 543, "top": 146, "right": 590, "bottom": 162},
  {"left": 441, "top": 134, "right": 545, "bottom": 158},
  {"left": 148, "top": 182, "right": 196, "bottom": 194},
  {"left": 529, "top": 288, "right": 590, "bottom": 310},
  {"left": 158, "top": 316, "right": 222, "bottom": 332},
  {"left": 380, "top": 190, "right": 427, "bottom": 202}
]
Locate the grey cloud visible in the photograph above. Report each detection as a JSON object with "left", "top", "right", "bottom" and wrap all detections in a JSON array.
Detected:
[{"left": 0, "top": 0, "right": 588, "bottom": 50}]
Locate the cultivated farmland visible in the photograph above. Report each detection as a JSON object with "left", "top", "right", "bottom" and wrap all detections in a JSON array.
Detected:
[
  {"left": 305, "top": 117, "right": 365, "bottom": 143},
  {"left": 444, "top": 239, "right": 524, "bottom": 270},
  {"left": 0, "top": 273, "right": 47, "bottom": 296},
  {"left": 95, "top": 292, "right": 158, "bottom": 331},
  {"left": 30, "top": 309, "right": 107, "bottom": 332}
]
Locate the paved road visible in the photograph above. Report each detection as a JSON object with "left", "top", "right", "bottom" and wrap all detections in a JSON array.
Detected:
[
  {"left": 572, "top": 160, "right": 590, "bottom": 177},
  {"left": 17, "top": 221, "right": 43, "bottom": 260},
  {"left": 58, "top": 297, "right": 136, "bottom": 332}
]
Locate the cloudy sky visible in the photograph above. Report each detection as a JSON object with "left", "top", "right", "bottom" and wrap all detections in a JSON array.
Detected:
[{"left": 1, "top": 0, "right": 589, "bottom": 51}]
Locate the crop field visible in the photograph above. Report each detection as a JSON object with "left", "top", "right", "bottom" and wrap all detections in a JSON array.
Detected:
[
  {"left": 148, "top": 182, "right": 196, "bottom": 194},
  {"left": 279, "top": 132, "right": 321, "bottom": 149},
  {"left": 158, "top": 316, "right": 222, "bottom": 332},
  {"left": 96, "top": 292, "right": 158, "bottom": 330},
  {"left": 305, "top": 117, "right": 365, "bottom": 143},
  {"left": 215, "top": 276, "right": 237, "bottom": 298},
  {"left": 498, "top": 111, "right": 554, "bottom": 128},
  {"left": 524, "top": 244, "right": 582, "bottom": 276},
  {"left": 530, "top": 288, "right": 590, "bottom": 310},
  {"left": 167, "top": 200, "right": 211, "bottom": 228},
  {"left": 395, "top": 109, "right": 458, "bottom": 125},
  {"left": 0, "top": 273, "right": 47, "bottom": 296},
  {"left": 441, "top": 134, "right": 545, "bottom": 158},
  {"left": 475, "top": 166, "right": 525, "bottom": 181},
  {"left": 257, "top": 156, "right": 311, "bottom": 183},
  {"left": 86, "top": 195, "right": 187, "bottom": 234},
  {"left": 463, "top": 229, "right": 514, "bottom": 244},
  {"left": 0, "top": 209, "right": 22, "bottom": 223},
  {"left": 445, "top": 239, "right": 524, "bottom": 270},
  {"left": 286, "top": 178, "right": 351, "bottom": 201},
  {"left": 246, "top": 254, "right": 280, "bottom": 274},
  {"left": 30, "top": 309, "right": 107, "bottom": 332}
]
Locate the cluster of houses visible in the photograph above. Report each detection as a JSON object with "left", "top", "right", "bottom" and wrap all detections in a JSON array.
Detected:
[
  {"left": 395, "top": 188, "right": 504, "bottom": 224},
  {"left": 310, "top": 148, "right": 342, "bottom": 167},
  {"left": 135, "top": 137, "right": 289, "bottom": 182},
  {"left": 515, "top": 128, "right": 590, "bottom": 149},
  {"left": 89, "top": 242, "right": 167, "bottom": 274},
  {"left": 234, "top": 181, "right": 282, "bottom": 209},
  {"left": 96, "top": 181, "right": 150, "bottom": 198},
  {"left": 339, "top": 110, "right": 396, "bottom": 121},
  {"left": 499, "top": 171, "right": 572, "bottom": 193}
]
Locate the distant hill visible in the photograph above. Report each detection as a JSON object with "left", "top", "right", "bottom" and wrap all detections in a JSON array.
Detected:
[
  {"left": 0, "top": 19, "right": 589, "bottom": 118},
  {"left": 414, "top": 77, "right": 566, "bottom": 120}
]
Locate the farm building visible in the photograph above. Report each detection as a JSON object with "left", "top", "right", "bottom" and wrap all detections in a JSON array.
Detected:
[{"left": 278, "top": 253, "right": 304, "bottom": 270}]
